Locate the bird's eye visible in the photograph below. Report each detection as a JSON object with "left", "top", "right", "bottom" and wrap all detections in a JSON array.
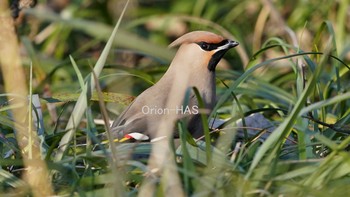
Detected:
[{"left": 199, "top": 42, "right": 211, "bottom": 51}]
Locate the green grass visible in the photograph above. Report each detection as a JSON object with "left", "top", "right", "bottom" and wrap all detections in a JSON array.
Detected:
[{"left": 1, "top": 0, "right": 350, "bottom": 196}]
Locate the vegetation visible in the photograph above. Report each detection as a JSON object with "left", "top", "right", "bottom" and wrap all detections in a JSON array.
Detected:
[{"left": 1, "top": 0, "right": 350, "bottom": 196}]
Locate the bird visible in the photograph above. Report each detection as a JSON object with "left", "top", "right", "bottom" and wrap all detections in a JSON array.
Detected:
[{"left": 109, "top": 31, "right": 239, "bottom": 142}]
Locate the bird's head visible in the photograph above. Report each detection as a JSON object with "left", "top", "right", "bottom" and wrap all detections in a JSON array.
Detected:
[{"left": 169, "top": 31, "right": 239, "bottom": 71}]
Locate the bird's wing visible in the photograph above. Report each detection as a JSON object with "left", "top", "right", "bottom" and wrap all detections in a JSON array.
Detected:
[
  {"left": 110, "top": 113, "right": 149, "bottom": 139},
  {"left": 110, "top": 99, "right": 136, "bottom": 128},
  {"left": 109, "top": 87, "right": 156, "bottom": 137}
]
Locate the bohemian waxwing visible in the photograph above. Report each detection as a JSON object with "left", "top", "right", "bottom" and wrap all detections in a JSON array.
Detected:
[{"left": 110, "top": 31, "right": 239, "bottom": 141}]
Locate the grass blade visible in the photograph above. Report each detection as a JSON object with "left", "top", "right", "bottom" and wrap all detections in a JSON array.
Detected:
[
  {"left": 55, "top": 0, "right": 130, "bottom": 161},
  {"left": 245, "top": 37, "right": 334, "bottom": 180}
]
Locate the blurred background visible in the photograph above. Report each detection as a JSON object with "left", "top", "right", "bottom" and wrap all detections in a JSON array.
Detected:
[{"left": 1, "top": 0, "right": 350, "bottom": 196}]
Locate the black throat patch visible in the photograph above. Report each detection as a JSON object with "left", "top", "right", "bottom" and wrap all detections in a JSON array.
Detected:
[{"left": 208, "top": 50, "right": 228, "bottom": 71}]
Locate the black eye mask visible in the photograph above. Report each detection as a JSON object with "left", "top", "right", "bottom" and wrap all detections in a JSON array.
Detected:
[{"left": 196, "top": 39, "right": 231, "bottom": 51}]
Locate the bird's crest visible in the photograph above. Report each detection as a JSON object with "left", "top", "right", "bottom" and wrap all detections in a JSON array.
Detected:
[{"left": 168, "top": 31, "right": 224, "bottom": 48}]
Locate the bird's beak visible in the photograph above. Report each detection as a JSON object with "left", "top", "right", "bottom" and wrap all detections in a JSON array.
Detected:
[
  {"left": 227, "top": 40, "right": 239, "bottom": 48},
  {"left": 216, "top": 40, "right": 239, "bottom": 52}
]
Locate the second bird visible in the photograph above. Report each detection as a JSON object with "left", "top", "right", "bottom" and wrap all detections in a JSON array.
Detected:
[{"left": 110, "top": 31, "right": 239, "bottom": 141}]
